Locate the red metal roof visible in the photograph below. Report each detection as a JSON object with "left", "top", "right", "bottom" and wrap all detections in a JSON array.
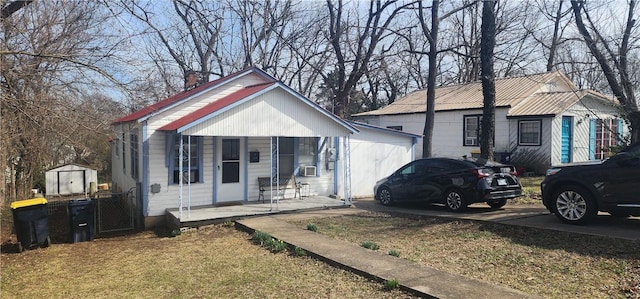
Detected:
[
  {"left": 112, "top": 68, "right": 262, "bottom": 124},
  {"left": 157, "top": 82, "right": 276, "bottom": 131}
]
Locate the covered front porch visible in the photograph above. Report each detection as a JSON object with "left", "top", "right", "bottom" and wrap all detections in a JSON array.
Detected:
[{"left": 166, "top": 195, "right": 349, "bottom": 229}]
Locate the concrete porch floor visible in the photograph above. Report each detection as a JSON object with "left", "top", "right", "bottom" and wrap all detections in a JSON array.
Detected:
[{"left": 166, "top": 196, "right": 349, "bottom": 229}]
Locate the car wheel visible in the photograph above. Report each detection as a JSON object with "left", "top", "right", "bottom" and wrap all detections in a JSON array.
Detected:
[
  {"left": 378, "top": 187, "right": 393, "bottom": 206},
  {"left": 487, "top": 199, "right": 507, "bottom": 209},
  {"left": 444, "top": 189, "right": 467, "bottom": 212},
  {"left": 552, "top": 185, "right": 597, "bottom": 225}
]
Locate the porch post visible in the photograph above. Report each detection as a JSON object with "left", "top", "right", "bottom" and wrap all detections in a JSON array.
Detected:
[
  {"left": 178, "top": 135, "right": 183, "bottom": 219},
  {"left": 187, "top": 135, "right": 191, "bottom": 218},
  {"left": 343, "top": 135, "right": 352, "bottom": 205},
  {"left": 270, "top": 136, "right": 280, "bottom": 211}
]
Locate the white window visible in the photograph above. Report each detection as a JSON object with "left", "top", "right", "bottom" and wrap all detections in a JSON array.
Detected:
[
  {"left": 278, "top": 137, "right": 319, "bottom": 176},
  {"left": 518, "top": 120, "right": 541, "bottom": 146},
  {"left": 464, "top": 115, "right": 480, "bottom": 146}
]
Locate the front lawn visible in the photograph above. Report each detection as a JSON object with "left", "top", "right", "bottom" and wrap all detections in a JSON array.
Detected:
[
  {"left": 288, "top": 211, "right": 640, "bottom": 299},
  {"left": 0, "top": 216, "right": 413, "bottom": 298}
]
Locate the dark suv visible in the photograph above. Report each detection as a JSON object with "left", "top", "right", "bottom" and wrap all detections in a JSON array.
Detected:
[
  {"left": 541, "top": 142, "right": 640, "bottom": 224},
  {"left": 374, "top": 157, "right": 522, "bottom": 212}
]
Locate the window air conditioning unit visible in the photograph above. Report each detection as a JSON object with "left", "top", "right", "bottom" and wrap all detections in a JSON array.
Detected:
[
  {"left": 182, "top": 170, "right": 198, "bottom": 183},
  {"left": 302, "top": 166, "right": 316, "bottom": 177}
]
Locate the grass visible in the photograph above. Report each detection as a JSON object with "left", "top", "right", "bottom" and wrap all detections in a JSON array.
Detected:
[
  {"left": 0, "top": 220, "right": 413, "bottom": 298},
  {"left": 511, "top": 175, "right": 544, "bottom": 204},
  {"left": 286, "top": 211, "right": 640, "bottom": 299}
]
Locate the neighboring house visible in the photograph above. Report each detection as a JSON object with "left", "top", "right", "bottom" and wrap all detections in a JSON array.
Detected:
[
  {"left": 111, "top": 67, "right": 418, "bottom": 228},
  {"left": 45, "top": 163, "right": 98, "bottom": 196},
  {"left": 353, "top": 71, "right": 628, "bottom": 174}
]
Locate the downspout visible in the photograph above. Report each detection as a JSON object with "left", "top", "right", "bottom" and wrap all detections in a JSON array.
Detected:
[
  {"left": 142, "top": 121, "right": 149, "bottom": 218},
  {"left": 333, "top": 137, "right": 340, "bottom": 195}
]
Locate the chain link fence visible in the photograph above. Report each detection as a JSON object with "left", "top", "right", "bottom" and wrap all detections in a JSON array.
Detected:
[{"left": 46, "top": 191, "right": 136, "bottom": 243}]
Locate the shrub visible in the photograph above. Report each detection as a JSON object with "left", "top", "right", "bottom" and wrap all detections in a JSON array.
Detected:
[
  {"left": 384, "top": 279, "right": 399, "bottom": 291},
  {"left": 360, "top": 241, "right": 380, "bottom": 250},
  {"left": 264, "top": 238, "right": 287, "bottom": 253},
  {"left": 388, "top": 249, "right": 400, "bottom": 257},
  {"left": 293, "top": 246, "right": 307, "bottom": 256},
  {"left": 221, "top": 221, "right": 235, "bottom": 227},
  {"left": 251, "top": 231, "right": 272, "bottom": 245},
  {"left": 306, "top": 223, "right": 318, "bottom": 232}
]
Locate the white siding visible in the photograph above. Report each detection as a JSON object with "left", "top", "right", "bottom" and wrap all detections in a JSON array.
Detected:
[
  {"left": 145, "top": 135, "right": 215, "bottom": 217},
  {"left": 360, "top": 108, "right": 511, "bottom": 160},
  {"left": 111, "top": 123, "right": 138, "bottom": 195},
  {"left": 184, "top": 88, "right": 352, "bottom": 137},
  {"left": 147, "top": 74, "right": 267, "bottom": 133},
  {"left": 339, "top": 128, "right": 415, "bottom": 198},
  {"left": 553, "top": 96, "right": 624, "bottom": 165},
  {"left": 246, "top": 137, "right": 335, "bottom": 201},
  {"left": 509, "top": 117, "right": 553, "bottom": 174}
]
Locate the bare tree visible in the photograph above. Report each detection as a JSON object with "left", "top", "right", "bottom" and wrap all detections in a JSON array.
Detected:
[
  {"left": 1, "top": 0, "right": 127, "bottom": 201},
  {"left": 480, "top": 0, "right": 496, "bottom": 160},
  {"left": 418, "top": 0, "right": 439, "bottom": 158},
  {"left": 571, "top": 0, "right": 640, "bottom": 143},
  {"left": 325, "top": 0, "right": 411, "bottom": 118}
]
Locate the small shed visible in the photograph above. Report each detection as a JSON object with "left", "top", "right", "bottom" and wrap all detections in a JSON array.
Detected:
[{"left": 45, "top": 164, "right": 98, "bottom": 196}]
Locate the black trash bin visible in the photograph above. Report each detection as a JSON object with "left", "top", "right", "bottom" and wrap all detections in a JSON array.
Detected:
[
  {"left": 68, "top": 199, "right": 95, "bottom": 243},
  {"left": 10, "top": 198, "right": 51, "bottom": 252}
]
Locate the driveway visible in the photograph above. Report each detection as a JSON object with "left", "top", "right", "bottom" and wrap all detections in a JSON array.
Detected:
[{"left": 352, "top": 197, "right": 640, "bottom": 241}]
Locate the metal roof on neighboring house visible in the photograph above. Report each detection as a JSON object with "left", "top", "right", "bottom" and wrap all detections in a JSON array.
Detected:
[
  {"left": 352, "top": 71, "right": 604, "bottom": 117},
  {"left": 506, "top": 89, "right": 618, "bottom": 117}
]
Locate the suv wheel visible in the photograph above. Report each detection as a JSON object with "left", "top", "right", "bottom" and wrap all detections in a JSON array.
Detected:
[
  {"left": 552, "top": 185, "right": 597, "bottom": 224},
  {"left": 378, "top": 187, "right": 393, "bottom": 206},
  {"left": 445, "top": 189, "right": 467, "bottom": 212}
]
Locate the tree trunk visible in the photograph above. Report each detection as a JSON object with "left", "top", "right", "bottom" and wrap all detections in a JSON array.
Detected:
[
  {"left": 422, "top": 1, "right": 439, "bottom": 158},
  {"left": 480, "top": 0, "right": 496, "bottom": 160}
]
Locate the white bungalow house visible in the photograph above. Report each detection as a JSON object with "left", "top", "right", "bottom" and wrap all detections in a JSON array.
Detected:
[
  {"left": 353, "top": 71, "right": 628, "bottom": 174},
  {"left": 111, "top": 67, "right": 418, "bottom": 227}
]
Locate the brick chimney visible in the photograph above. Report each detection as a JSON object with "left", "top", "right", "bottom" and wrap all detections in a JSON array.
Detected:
[{"left": 184, "top": 71, "right": 199, "bottom": 91}]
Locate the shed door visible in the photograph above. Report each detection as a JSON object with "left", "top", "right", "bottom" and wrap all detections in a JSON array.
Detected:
[
  {"left": 216, "top": 138, "right": 245, "bottom": 203},
  {"left": 561, "top": 116, "right": 573, "bottom": 163},
  {"left": 58, "top": 170, "right": 85, "bottom": 195}
]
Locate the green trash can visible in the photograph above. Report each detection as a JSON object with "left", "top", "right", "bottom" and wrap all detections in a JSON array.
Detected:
[{"left": 10, "top": 198, "right": 51, "bottom": 253}]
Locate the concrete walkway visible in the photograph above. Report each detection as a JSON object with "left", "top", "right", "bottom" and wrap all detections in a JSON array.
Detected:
[{"left": 236, "top": 206, "right": 542, "bottom": 299}]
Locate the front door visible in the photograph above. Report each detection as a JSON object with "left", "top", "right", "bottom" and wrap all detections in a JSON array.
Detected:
[
  {"left": 561, "top": 116, "right": 573, "bottom": 163},
  {"left": 217, "top": 138, "right": 245, "bottom": 203}
]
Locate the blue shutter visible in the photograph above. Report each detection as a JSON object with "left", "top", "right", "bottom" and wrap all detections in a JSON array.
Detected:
[
  {"left": 561, "top": 116, "right": 572, "bottom": 163},
  {"left": 589, "top": 119, "right": 596, "bottom": 160}
]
